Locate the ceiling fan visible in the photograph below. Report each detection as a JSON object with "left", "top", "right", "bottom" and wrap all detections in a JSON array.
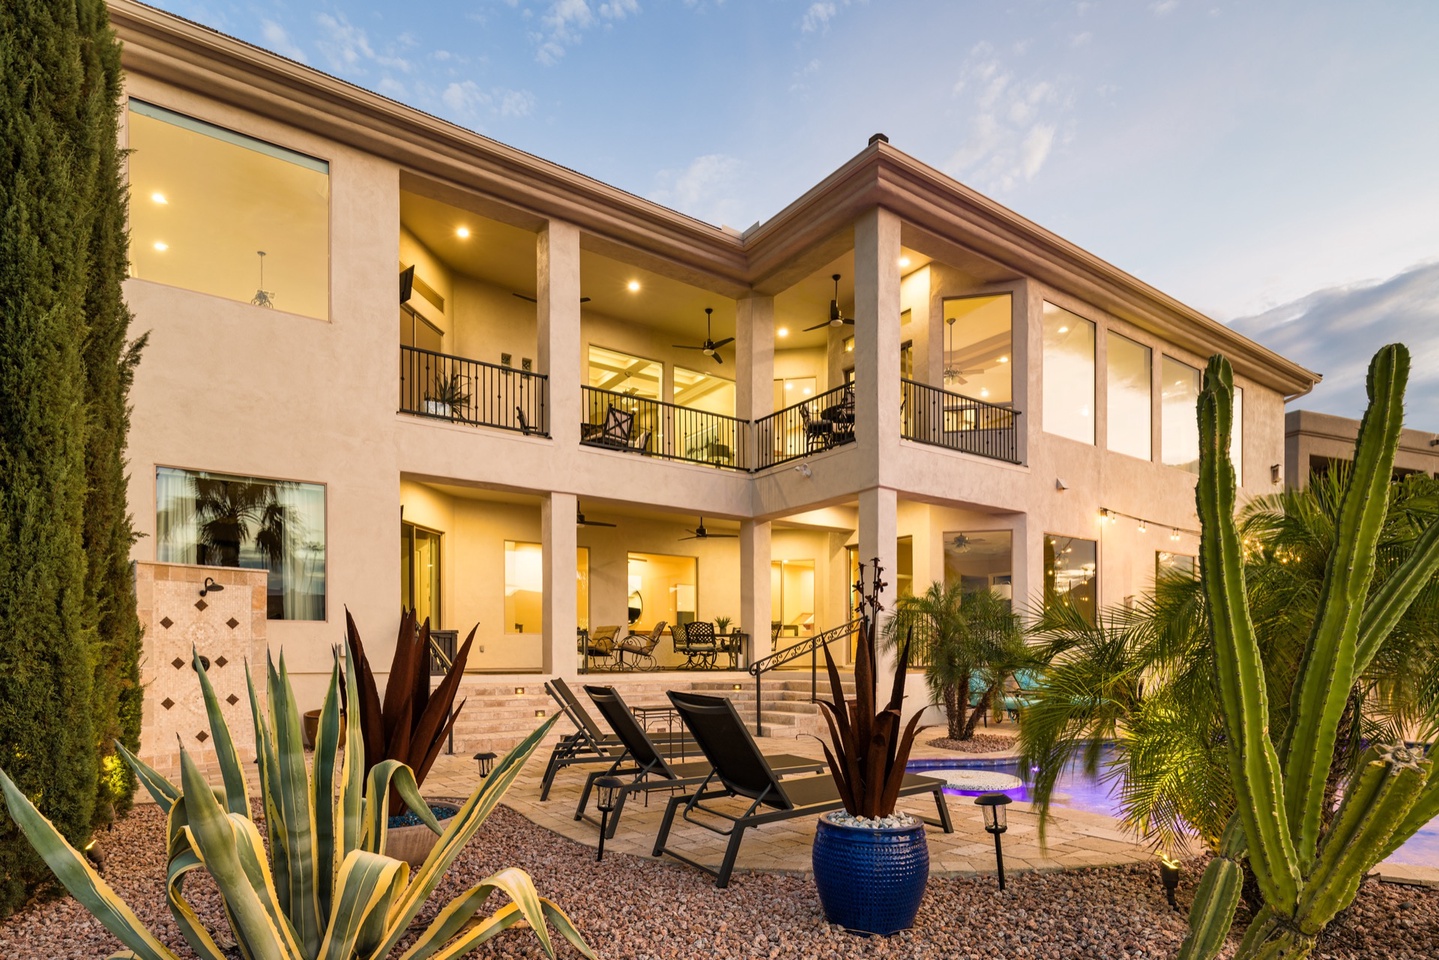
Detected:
[
  {"left": 512, "top": 292, "right": 591, "bottom": 304},
  {"left": 679, "top": 517, "right": 737, "bottom": 541},
  {"left": 576, "top": 501, "right": 616, "bottom": 528},
  {"left": 940, "top": 317, "right": 990, "bottom": 385},
  {"left": 949, "top": 533, "right": 992, "bottom": 552},
  {"left": 804, "top": 274, "right": 855, "bottom": 332},
  {"left": 672, "top": 307, "right": 733, "bottom": 365}
]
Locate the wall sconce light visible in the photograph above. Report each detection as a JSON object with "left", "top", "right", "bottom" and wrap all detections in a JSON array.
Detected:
[
  {"left": 594, "top": 776, "right": 625, "bottom": 861},
  {"left": 1159, "top": 857, "right": 1181, "bottom": 910},
  {"left": 1170, "top": 528, "right": 1181, "bottom": 542},
  {"left": 1137, "top": 520, "right": 1147, "bottom": 534},
  {"left": 975, "top": 793, "right": 1012, "bottom": 891},
  {"left": 794, "top": 463, "right": 812, "bottom": 478},
  {"left": 473, "top": 751, "right": 496, "bottom": 778},
  {"left": 534, "top": 709, "right": 546, "bottom": 718},
  {"left": 732, "top": 683, "right": 742, "bottom": 691},
  {"left": 199, "top": 577, "right": 224, "bottom": 598},
  {"left": 515, "top": 687, "right": 525, "bottom": 696},
  {"left": 1270, "top": 463, "right": 1282, "bottom": 484},
  {"left": 1055, "top": 478, "right": 1068, "bottom": 491}
]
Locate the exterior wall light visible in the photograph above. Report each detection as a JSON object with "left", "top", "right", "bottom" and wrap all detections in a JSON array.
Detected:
[
  {"left": 199, "top": 577, "right": 225, "bottom": 597},
  {"left": 975, "top": 792, "right": 1012, "bottom": 891}
]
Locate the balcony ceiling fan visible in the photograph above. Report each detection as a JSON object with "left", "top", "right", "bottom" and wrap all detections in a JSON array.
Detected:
[
  {"left": 672, "top": 307, "right": 733, "bottom": 365},
  {"left": 679, "top": 517, "right": 737, "bottom": 541},
  {"left": 512, "top": 292, "right": 591, "bottom": 303},
  {"left": 949, "top": 533, "right": 992, "bottom": 552},
  {"left": 576, "top": 501, "right": 616, "bottom": 528},
  {"left": 804, "top": 274, "right": 855, "bottom": 332},
  {"left": 941, "top": 317, "right": 990, "bottom": 385}
]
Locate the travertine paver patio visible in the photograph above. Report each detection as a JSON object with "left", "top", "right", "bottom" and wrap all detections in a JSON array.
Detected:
[{"left": 420, "top": 733, "right": 1164, "bottom": 881}]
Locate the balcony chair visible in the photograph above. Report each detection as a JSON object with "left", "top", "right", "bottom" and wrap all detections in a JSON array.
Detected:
[
  {"left": 673, "top": 621, "right": 719, "bottom": 669},
  {"left": 655, "top": 691, "right": 953, "bottom": 888},
  {"left": 600, "top": 404, "right": 634, "bottom": 447},
  {"left": 574, "top": 685, "right": 824, "bottom": 839},
  {"left": 629, "top": 427, "right": 651, "bottom": 454},
  {"left": 798, "top": 402, "right": 832, "bottom": 452},
  {"left": 614, "top": 620, "right": 666, "bottom": 670},
  {"left": 578, "top": 624, "right": 619, "bottom": 671}
]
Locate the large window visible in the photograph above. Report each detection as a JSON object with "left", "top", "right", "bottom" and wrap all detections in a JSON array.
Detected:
[
  {"left": 627, "top": 552, "right": 697, "bottom": 632},
  {"left": 1107, "top": 333, "right": 1152, "bottom": 460},
  {"left": 401, "top": 522, "right": 441, "bottom": 628},
  {"left": 1231, "top": 386, "right": 1245, "bottom": 484},
  {"left": 127, "top": 101, "right": 330, "bottom": 320},
  {"left": 771, "top": 559, "right": 816, "bottom": 645},
  {"left": 156, "top": 467, "right": 326, "bottom": 620},
  {"left": 1156, "top": 551, "right": 1197, "bottom": 583},
  {"left": 587, "top": 346, "right": 661, "bottom": 398},
  {"left": 504, "top": 542, "right": 588, "bottom": 635},
  {"left": 1044, "top": 534, "right": 1097, "bottom": 626},
  {"left": 943, "top": 531, "right": 1014, "bottom": 602},
  {"left": 1162, "top": 356, "right": 1201, "bottom": 473},
  {"left": 942, "top": 295, "right": 1012, "bottom": 404},
  {"left": 674, "top": 367, "right": 735, "bottom": 417},
  {"left": 1043, "top": 303, "right": 1095, "bottom": 444}
]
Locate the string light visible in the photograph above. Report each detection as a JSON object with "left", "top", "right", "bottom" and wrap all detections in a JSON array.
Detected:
[{"left": 1099, "top": 507, "right": 1200, "bottom": 540}]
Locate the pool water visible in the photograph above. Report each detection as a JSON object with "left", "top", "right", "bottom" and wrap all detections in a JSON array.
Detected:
[{"left": 908, "top": 754, "right": 1438, "bottom": 868}]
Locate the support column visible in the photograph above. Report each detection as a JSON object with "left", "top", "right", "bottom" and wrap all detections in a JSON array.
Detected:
[
  {"left": 740, "top": 519, "right": 773, "bottom": 666},
  {"left": 736, "top": 295, "right": 775, "bottom": 420},
  {"left": 537, "top": 220, "right": 581, "bottom": 446},
  {"left": 858, "top": 485, "right": 899, "bottom": 638},
  {"left": 853, "top": 208, "right": 903, "bottom": 481},
  {"left": 542, "top": 491, "right": 578, "bottom": 678}
]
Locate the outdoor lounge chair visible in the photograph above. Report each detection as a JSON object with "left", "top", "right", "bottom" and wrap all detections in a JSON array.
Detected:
[
  {"left": 538, "top": 677, "right": 696, "bottom": 801},
  {"left": 655, "top": 690, "right": 953, "bottom": 888},
  {"left": 575, "top": 685, "right": 825, "bottom": 839},
  {"left": 614, "top": 620, "right": 665, "bottom": 670}
]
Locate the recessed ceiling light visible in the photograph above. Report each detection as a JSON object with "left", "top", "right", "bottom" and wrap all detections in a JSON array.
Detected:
[
  {"left": 456, "top": 227, "right": 471, "bottom": 239},
  {"left": 784, "top": 383, "right": 794, "bottom": 391},
  {"left": 1058, "top": 326, "right": 1069, "bottom": 334},
  {"left": 803, "top": 387, "right": 812, "bottom": 395},
  {"left": 152, "top": 241, "right": 168, "bottom": 251},
  {"left": 980, "top": 388, "right": 990, "bottom": 398},
  {"left": 999, "top": 355, "right": 1009, "bottom": 363},
  {"left": 898, "top": 256, "right": 911, "bottom": 268},
  {"left": 151, "top": 192, "right": 167, "bottom": 204},
  {"left": 777, "top": 326, "right": 789, "bottom": 337},
  {"left": 627, "top": 280, "right": 641, "bottom": 292}
]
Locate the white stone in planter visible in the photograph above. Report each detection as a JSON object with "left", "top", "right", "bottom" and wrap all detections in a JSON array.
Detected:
[{"left": 936, "top": 769, "right": 1023, "bottom": 792}]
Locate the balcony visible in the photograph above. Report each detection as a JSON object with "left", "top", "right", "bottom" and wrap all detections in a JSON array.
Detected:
[
  {"left": 753, "top": 384, "right": 855, "bottom": 470},
  {"left": 580, "top": 385, "right": 748, "bottom": 470},
  {"left": 900, "top": 378, "right": 1021, "bottom": 464},
  {"left": 399, "top": 344, "right": 549, "bottom": 436}
]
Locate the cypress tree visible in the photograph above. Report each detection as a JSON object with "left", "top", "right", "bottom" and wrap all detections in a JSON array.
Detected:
[{"left": 0, "top": 0, "right": 135, "bottom": 913}]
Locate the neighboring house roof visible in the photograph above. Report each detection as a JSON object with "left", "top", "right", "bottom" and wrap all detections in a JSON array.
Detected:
[{"left": 108, "top": 0, "right": 1321, "bottom": 399}]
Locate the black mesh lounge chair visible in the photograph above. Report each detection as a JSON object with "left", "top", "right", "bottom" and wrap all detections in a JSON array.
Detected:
[
  {"left": 539, "top": 677, "right": 696, "bottom": 800},
  {"left": 576, "top": 685, "right": 825, "bottom": 839},
  {"left": 655, "top": 691, "right": 954, "bottom": 888}
]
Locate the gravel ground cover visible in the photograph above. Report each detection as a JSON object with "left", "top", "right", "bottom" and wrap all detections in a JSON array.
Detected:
[
  {"left": 1, "top": 803, "right": 1434, "bottom": 959},
  {"left": 926, "top": 732, "right": 1017, "bottom": 754}
]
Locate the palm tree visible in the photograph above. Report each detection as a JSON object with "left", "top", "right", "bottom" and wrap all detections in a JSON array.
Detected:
[
  {"left": 1018, "top": 467, "right": 1439, "bottom": 854},
  {"left": 882, "top": 581, "right": 1028, "bottom": 740}
]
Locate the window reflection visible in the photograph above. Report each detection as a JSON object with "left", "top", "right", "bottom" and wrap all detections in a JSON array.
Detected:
[
  {"left": 1156, "top": 551, "right": 1197, "bottom": 583},
  {"left": 1044, "top": 534, "right": 1097, "bottom": 626},
  {"left": 1162, "top": 356, "right": 1201, "bottom": 473},
  {"left": 942, "top": 295, "right": 1012, "bottom": 405},
  {"left": 1042, "top": 303, "right": 1095, "bottom": 444},
  {"left": 127, "top": 101, "right": 330, "bottom": 320},
  {"left": 942, "top": 531, "right": 1013, "bottom": 603},
  {"left": 1107, "top": 333, "right": 1152, "bottom": 460}
]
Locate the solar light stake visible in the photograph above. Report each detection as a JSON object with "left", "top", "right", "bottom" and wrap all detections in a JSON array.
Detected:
[
  {"left": 975, "top": 792, "right": 1012, "bottom": 892},
  {"left": 594, "top": 776, "right": 624, "bottom": 862},
  {"left": 1159, "top": 857, "right": 1181, "bottom": 910},
  {"left": 472, "top": 751, "right": 496, "bottom": 778}
]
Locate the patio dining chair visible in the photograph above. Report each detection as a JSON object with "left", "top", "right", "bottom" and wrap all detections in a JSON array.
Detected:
[
  {"left": 673, "top": 620, "right": 719, "bottom": 669},
  {"left": 655, "top": 691, "right": 953, "bottom": 888},
  {"left": 614, "top": 620, "right": 666, "bottom": 670},
  {"left": 575, "top": 685, "right": 824, "bottom": 839},
  {"left": 798, "top": 402, "right": 832, "bottom": 452}
]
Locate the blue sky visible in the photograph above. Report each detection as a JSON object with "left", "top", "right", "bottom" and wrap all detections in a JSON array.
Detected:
[{"left": 147, "top": 0, "right": 1439, "bottom": 420}]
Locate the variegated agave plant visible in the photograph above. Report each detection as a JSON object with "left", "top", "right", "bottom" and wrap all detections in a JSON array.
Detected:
[{"left": 0, "top": 645, "right": 593, "bottom": 960}]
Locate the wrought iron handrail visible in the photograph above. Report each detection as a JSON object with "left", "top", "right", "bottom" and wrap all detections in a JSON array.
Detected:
[
  {"left": 580, "top": 384, "right": 749, "bottom": 471},
  {"left": 747, "top": 618, "right": 861, "bottom": 731},
  {"left": 899, "top": 378, "right": 1020, "bottom": 464},
  {"left": 752, "top": 382, "right": 856, "bottom": 470},
  {"left": 399, "top": 344, "right": 549, "bottom": 436}
]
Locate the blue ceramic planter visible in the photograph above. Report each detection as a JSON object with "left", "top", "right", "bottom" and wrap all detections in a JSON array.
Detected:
[{"left": 812, "top": 812, "right": 929, "bottom": 935}]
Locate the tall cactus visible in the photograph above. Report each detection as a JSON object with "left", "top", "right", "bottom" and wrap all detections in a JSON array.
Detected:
[{"left": 1180, "top": 346, "right": 1439, "bottom": 960}]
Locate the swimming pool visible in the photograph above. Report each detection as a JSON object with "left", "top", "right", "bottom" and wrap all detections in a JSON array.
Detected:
[{"left": 908, "top": 753, "right": 1438, "bottom": 868}]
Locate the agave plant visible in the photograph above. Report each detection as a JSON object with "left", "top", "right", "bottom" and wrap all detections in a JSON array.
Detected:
[
  {"left": 815, "top": 559, "right": 925, "bottom": 818},
  {"left": 345, "top": 608, "right": 474, "bottom": 810},
  {"left": 1180, "top": 346, "right": 1439, "bottom": 960},
  {"left": 0, "top": 644, "right": 593, "bottom": 960}
]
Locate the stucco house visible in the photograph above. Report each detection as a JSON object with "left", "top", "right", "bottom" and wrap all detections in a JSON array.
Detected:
[{"left": 108, "top": 1, "right": 1319, "bottom": 770}]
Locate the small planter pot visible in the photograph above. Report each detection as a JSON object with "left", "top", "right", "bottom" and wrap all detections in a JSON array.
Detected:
[
  {"left": 385, "top": 800, "right": 460, "bottom": 867},
  {"left": 301, "top": 709, "right": 346, "bottom": 749},
  {"left": 423, "top": 400, "right": 452, "bottom": 419},
  {"left": 812, "top": 812, "right": 929, "bottom": 936}
]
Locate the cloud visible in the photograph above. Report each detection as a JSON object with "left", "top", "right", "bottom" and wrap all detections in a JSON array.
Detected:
[
  {"left": 1070, "top": 31, "right": 1092, "bottom": 48},
  {"left": 530, "top": 0, "right": 641, "bottom": 64},
  {"left": 649, "top": 153, "right": 747, "bottom": 227},
  {"left": 801, "top": 2, "right": 837, "bottom": 33},
  {"left": 1229, "top": 261, "right": 1439, "bottom": 421},
  {"left": 314, "top": 13, "right": 412, "bottom": 75},
  {"left": 942, "top": 43, "right": 1074, "bottom": 192},
  {"left": 1151, "top": 0, "right": 1179, "bottom": 13},
  {"left": 259, "top": 19, "right": 307, "bottom": 63},
  {"left": 440, "top": 82, "right": 538, "bottom": 125}
]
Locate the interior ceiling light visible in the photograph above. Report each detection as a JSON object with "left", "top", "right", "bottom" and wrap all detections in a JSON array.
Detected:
[
  {"left": 672, "top": 307, "right": 733, "bottom": 365},
  {"left": 999, "top": 355, "right": 1009, "bottom": 363},
  {"left": 456, "top": 226, "right": 471, "bottom": 238},
  {"left": 777, "top": 327, "right": 789, "bottom": 338},
  {"left": 898, "top": 256, "right": 912, "bottom": 268},
  {"left": 1058, "top": 325, "right": 1069, "bottom": 334},
  {"left": 152, "top": 241, "right": 168, "bottom": 251},
  {"left": 151, "top": 192, "right": 167, "bottom": 204},
  {"left": 627, "top": 280, "right": 641, "bottom": 292},
  {"left": 804, "top": 274, "right": 855, "bottom": 331}
]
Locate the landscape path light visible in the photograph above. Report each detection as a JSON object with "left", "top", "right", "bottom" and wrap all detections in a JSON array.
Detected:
[
  {"left": 975, "top": 792, "right": 1012, "bottom": 891},
  {"left": 1159, "top": 856, "right": 1181, "bottom": 910},
  {"left": 594, "top": 776, "right": 625, "bottom": 862},
  {"left": 472, "top": 751, "right": 496, "bottom": 778}
]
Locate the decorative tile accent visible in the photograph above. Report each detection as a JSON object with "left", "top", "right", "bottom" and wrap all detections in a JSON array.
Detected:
[
  {"left": 160, "top": 617, "right": 174, "bottom": 630},
  {"left": 215, "top": 655, "right": 228, "bottom": 668},
  {"left": 226, "top": 617, "right": 239, "bottom": 630},
  {"left": 226, "top": 694, "right": 240, "bottom": 706},
  {"left": 196, "top": 731, "right": 209, "bottom": 743},
  {"left": 171, "top": 657, "right": 185, "bottom": 670},
  {"left": 161, "top": 698, "right": 175, "bottom": 711},
  {"left": 194, "top": 599, "right": 208, "bottom": 612}
]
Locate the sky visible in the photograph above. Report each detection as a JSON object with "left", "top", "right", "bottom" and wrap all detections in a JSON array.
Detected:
[{"left": 145, "top": 0, "right": 1439, "bottom": 421}]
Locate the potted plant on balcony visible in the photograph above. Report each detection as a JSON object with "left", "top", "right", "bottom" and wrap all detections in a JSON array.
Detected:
[
  {"left": 713, "top": 615, "right": 732, "bottom": 635},
  {"left": 424, "top": 369, "right": 469, "bottom": 419},
  {"left": 811, "top": 559, "right": 928, "bottom": 936},
  {"left": 346, "top": 607, "right": 476, "bottom": 865}
]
